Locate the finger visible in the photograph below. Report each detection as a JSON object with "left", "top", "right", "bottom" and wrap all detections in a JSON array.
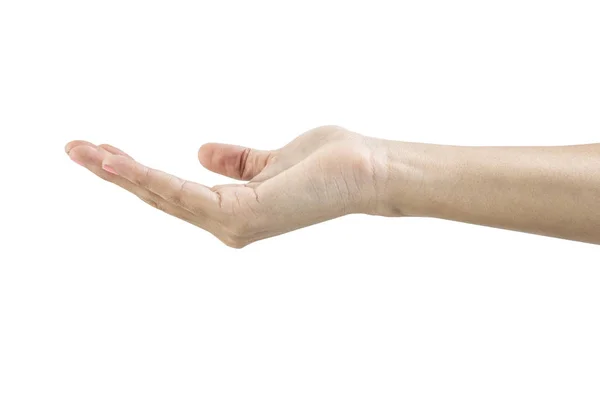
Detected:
[
  {"left": 101, "top": 154, "right": 222, "bottom": 215},
  {"left": 98, "top": 143, "right": 133, "bottom": 159},
  {"left": 198, "top": 143, "right": 273, "bottom": 180},
  {"left": 68, "top": 145, "right": 214, "bottom": 229},
  {"left": 66, "top": 141, "right": 133, "bottom": 159}
]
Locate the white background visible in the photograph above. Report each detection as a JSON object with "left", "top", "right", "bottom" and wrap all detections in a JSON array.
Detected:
[{"left": 1, "top": 0, "right": 599, "bottom": 398}]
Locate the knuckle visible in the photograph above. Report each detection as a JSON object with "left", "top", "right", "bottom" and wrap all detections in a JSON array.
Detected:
[
  {"left": 141, "top": 197, "right": 158, "bottom": 208},
  {"left": 154, "top": 201, "right": 166, "bottom": 212},
  {"left": 306, "top": 125, "right": 352, "bottom": 142},
  {"left": 167, "top": 178, "right": 186, "bottom": 206},
  {"left": 315, "top": 124, "right": 345, "bottom": 132},
  {"left": 98, "top": 171, "right": 115, "bottom": 183},
  {"left": 141, "top": 196, "right": 164, "bottom": 211},
  {"left": 135, "top": 166, "right": 151, "bottom": 186},
  {"left": 347, "top": 148, "right": 373, "bottom": 171}
]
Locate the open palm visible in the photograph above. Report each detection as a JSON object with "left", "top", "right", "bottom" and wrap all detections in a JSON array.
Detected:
[{"left": 66, "top": 126, "right": 381, "bottom": 247}]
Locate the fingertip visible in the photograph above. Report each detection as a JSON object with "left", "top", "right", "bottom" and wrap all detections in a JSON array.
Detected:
[
  {"left": 65, "top": 140, "right": 96, "bottom": 154},
  {"left": 68, "top": 143, "right": 102, "bottom": 166},
  {"left": 98, "top": 143, "right": 132, "bottom": 158},
  {"left": 102, "top": 164, "right": 118, "bottom": 175},
  {"left": 197, "top": 143, "right": 217, "bottom": 167}
]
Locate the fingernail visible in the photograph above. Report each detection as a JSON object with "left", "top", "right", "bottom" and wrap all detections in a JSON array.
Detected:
[{"left": 102, "top": 164, "right": 118, "bottom": 175}]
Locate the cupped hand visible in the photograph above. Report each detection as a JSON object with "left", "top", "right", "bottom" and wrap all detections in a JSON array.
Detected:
[{"left": 65, "top": 125, "right": 386, "bottom": 248}]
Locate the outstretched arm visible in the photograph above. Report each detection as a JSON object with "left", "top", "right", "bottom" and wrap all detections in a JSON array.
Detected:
[{"left": 65, "top": 126, "right": 600, "bottom": 247}]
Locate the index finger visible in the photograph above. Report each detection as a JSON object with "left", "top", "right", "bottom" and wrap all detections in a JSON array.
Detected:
[{"left": 102, "top": 154, "right": 222, "bottom": 215}]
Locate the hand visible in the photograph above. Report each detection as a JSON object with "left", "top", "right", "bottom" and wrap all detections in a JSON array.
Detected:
[{"left": 65, "top": 126, "right": 386, "bottom": 248}]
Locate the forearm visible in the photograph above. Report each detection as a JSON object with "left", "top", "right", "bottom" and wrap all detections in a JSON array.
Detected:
[{"left": 374, "top": 140, "right": 600, "bottom": 244}]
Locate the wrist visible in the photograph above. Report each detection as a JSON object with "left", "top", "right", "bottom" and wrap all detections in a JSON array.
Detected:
[{"left": 368, "top": 139, "right": 460, "bottom": 218}]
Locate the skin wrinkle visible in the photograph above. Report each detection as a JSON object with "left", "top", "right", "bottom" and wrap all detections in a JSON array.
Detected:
[
  {"left": 176, "top": 179, "right": 190, "bottom": 208},
  {"left": 244, "top": 196, "right": 260, "bottom": 219},
  {"left": 231, "top": 191, "right": 239, "bottom": 215},
  {"left": 341, "top": 168, "right": 352, "bottom": 213},
  {"left": 238, "top": 147, "right": 251, "bottom": 180},
  {"left": 166, "top": 175, "right": 184, "bottom": 207},
  {"left": 306, "top": 166, "right": 322, "bottom": 206},
  {"left": 235, "top": 190, "right": 242, "bottom": 210},
  {"left": 251, "top": 186, "right": 261, "bottom": 204},
  {"left": 332, "top": 174, "right": 343, "bottom": 198},
  {"left": 316, "top": 157, "right": 330, "bottom": 204},
  {"left": 138, "top": 165, "right": 151, "bottom": 187},
  {"left": 369, "top": 157, "right": 378, "bottom": 212},
  {"left": 210, "top": 186, "right": 224, "bottom": 209},
  {"left": 363, "top": 136, "right": 380, "bottom": 213}
]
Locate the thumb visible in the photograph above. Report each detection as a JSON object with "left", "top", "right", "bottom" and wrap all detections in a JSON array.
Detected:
[{"left": 198, "top": 143, "right": 273, "bottom": 180}]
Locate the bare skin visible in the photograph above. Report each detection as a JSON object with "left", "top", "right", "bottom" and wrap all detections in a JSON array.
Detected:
[{"left": 65, "top": 125, "right": 600, "bottom": 247}]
